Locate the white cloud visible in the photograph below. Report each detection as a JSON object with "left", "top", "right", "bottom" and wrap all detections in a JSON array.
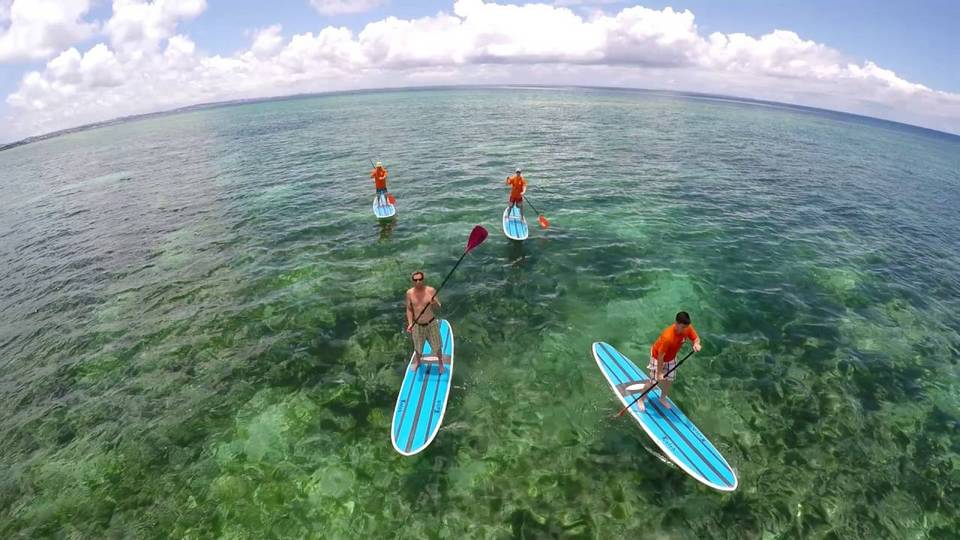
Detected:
[
  {"left": 845, "top": 61, "right": 929, "bottom": 95},
  {"left": 250, "top": 24, "right": 283, "bottom": 57},
  {"left": 3, "top": 0, "right": 960, "bottom": 141},
  {"left": 310, "top": 0, "right": 387, "bottom": 16},
  {"left": 164, "top": 34, "right": 196, "bottom": 68},
  {"left": 704, "top": 30, "right": 845, "bottom": 80},
  {"left": 553, "top": 0, "right": 623, "bottom": 4},
  {"left": 47, "top": 47, "right": 82, "bottom": 83},
  {"left": 80, "top": 43, "right": 124, "bottom": 87},
  {"left": 0, "top": 0, "right": 97, "bottom": 63},
  {"left": 105, "top": 0, "right": 206, "bottom": 54}
]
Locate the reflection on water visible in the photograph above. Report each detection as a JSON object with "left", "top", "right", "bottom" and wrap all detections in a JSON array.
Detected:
[{"left": 378, "top": 216, "right": 397, "bottom": 241}]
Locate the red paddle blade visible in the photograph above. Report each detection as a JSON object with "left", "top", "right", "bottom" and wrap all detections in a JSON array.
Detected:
[
  {"left": 465, "top": 225, "right": 488, "bottom": 252},
  {"left": 387, "top": 194, "right": 397, "bottom": 205},
  {"left": 538, "top": 215, "right": 550, "bottom": 229}
]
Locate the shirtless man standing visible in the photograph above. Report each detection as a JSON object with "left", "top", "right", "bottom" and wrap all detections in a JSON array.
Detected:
[{"left": 405, "top": 270, "right": 447, "bottom": 373}]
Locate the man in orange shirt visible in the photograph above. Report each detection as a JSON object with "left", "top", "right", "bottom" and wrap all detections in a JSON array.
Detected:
[
  {"left": 637, "top": 311, "right": 702, "bottom": 411},
  {"left": 371, "top": 161, "right": 388, "bottom": 205},
  {"left": 505, "top": 167, "right": 527, "bottom": 214}
]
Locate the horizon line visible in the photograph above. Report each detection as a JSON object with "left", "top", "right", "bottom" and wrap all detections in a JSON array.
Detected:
[{"left": 2, "top": 84, "right": 958, "bottom": 151}]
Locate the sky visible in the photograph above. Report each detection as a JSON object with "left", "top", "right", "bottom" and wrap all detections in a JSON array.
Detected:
[{"left": 1, "top": 0, "right": 959, "bottom": 143}]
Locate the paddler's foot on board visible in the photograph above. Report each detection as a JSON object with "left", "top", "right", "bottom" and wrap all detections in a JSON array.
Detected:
[
  {"left": 659, "top": 397, "right": 672, "bottom": 408},
  {"left": 410, "top": 354, "right": 421, "bottom": 371},
  {"left": 637, "top": 399, "right": 646, "bottom": 412}
]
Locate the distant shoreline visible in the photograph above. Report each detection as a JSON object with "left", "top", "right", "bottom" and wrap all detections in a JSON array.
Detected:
[{"left": 3, "top": 84, "right": 958, "bottom": 152}]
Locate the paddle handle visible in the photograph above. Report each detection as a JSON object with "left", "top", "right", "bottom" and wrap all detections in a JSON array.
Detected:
[{"left": 615, "top": 349, "right": 695, "bottom": 417}]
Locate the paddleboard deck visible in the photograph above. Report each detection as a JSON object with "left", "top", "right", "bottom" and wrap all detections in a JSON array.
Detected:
[
  {"left": 592, "top": 341, "right": 738, "bottom": 491},
  {"left": 502, "top": 205, "right": 528, "bottom": 240},
  {"left": 373, "top": 193, "right": 396, "bottom": 219},
  {"left": 391, "top": 319, "right": 454, "bottom": 456}
]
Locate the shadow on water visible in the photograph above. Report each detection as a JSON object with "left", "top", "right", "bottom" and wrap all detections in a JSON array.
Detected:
[
  {"left": 505, "top": 238, "right": 527, "bottom": 266},
  {"left": 396, "top": 411, "right": 461, "bottom": 515},
  {"left": 377, "top": 217, "right": 397, "bottom": 242}
]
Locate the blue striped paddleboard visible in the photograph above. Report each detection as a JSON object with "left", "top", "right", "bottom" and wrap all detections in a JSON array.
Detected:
[
  {"left": 592, "top": 341, "right": 738, "bottom": 491},
  {"left": 373, "top": 193, "right": 396, "bottom": 219},
  {"left": 502, "top": 205, "right": 528, "bottom": 240},
  {"left": 391, "top": 319, "right": 455, "bottom": 456}
]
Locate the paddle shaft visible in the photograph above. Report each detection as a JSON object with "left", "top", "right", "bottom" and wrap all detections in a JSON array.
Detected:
[
  {"left": 521, "top": 194, "right": 543, "bottom": 216},
  {"left": 411, "top": 250, "right": 469, "bottom": 325},
  {"left": 369, "top": 158, "right": 378, "bottom": 191},
  {"left": 616, "top": 349, "right": 695, "bottom": 417}
]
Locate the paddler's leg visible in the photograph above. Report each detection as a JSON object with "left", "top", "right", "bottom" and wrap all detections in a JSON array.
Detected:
[
  {"left": 426, "top": 320, "right": 445, "bottom": 374},
  {"left": 636, "top": 383, "right": 649, "bottom": 412},
  {"left": 634, "top": 379, "right": 653, "bottom": 412},
  {"left": 638, "top": 356, "right": 661, "bottom": 412},
  {"left": 658, "top": 380, "right": 673, "bottom": 408},
  {"left": 411, "top": 324, "right": 426, "bottom": 370},
  {"left": 658, "top": 359, "right": 675, "bottom": 408}
]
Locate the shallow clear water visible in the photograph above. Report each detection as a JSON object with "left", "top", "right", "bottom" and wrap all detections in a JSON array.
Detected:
[{"left": 1, "top": 88, "right": 959, "bottom": 538}]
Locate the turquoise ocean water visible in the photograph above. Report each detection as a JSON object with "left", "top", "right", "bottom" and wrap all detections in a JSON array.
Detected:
[{"left": 1, "top": 88, "right": 959, "bottom": 538}]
